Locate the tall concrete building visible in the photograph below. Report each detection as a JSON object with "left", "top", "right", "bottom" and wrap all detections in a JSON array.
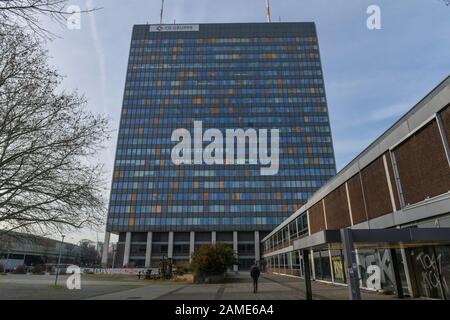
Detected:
[{"left": 102, "top": 22, "right": 336, "bottom": 270}]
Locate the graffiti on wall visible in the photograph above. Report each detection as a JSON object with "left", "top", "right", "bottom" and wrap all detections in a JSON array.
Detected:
[
  {"left": 415, "top": 251, "right": 449, "bottom": 299},
  {"left": 357, "top": 249, "right": 395, "bottom": 291}
]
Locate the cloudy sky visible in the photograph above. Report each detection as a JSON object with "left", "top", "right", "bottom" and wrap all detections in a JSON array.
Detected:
[{"left": 41, "top": 0, "right": 450, "bottom": 244}]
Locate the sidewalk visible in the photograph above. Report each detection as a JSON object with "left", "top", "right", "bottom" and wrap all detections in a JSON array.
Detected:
[{"left": 87, "top": 272, "right": 405, "bottom": 300}]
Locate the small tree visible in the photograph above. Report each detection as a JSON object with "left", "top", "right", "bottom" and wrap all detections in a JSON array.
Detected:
[{"left": 190, "top": 244, "right": 237, "bottom": 276}]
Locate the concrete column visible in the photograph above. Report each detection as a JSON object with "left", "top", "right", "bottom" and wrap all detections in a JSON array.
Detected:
[
  {"left": 189, "top": 231, "right": 195, "bottom": 262},
  {"left": 341, "top": 228, "right": 361, "bottom": 300},
  {"left": 211, "top": 231, "right": 216, "bottom": 244},
  {"left": 233, "top": 231, "right": 238, "bottom": 272},
  {"left": 436, "top": 112, "right": 450, "bottom": 164},
  {"left": 383, "top": 154, "right": 398, "bottom": 212},
  {"left": 310, "top": 249, "right": 316, "bottom": 279},
  {"left": 168, "top": 231, "right": 174, "bottom": 258},
  {"left": 145, "top": 232, "right": 152, "bottom": 267},
  {"left": 101, "top": 232, "right": 110, "bottom": 267},
  {"left": 123, "top": 232, "right": 131, "bottom": 267},
  {"left": 254, "top": 231, "right": 260, "bottom": 263}
]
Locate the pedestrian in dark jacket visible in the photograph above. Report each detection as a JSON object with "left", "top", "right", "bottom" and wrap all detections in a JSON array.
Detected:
[{"left": 250, "top": 263, "right": 261, "bottom": 293}]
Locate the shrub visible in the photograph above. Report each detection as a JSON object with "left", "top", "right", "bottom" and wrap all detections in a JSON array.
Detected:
[
  {"left": 13, "top": 265, "right": 27, "bottom": 274},
  {"left": 175, "top": 262, "right": 191, "bottom": 276},
  {"left": 32, "top": 265, "right": 45, "bottom": 275},
  {"left": 190, "top": 244, "right": 237, "bottom": 276}
]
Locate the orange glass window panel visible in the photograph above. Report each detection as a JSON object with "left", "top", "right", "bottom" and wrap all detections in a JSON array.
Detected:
[
  {"left": 304, "top": 116, "right": 309, "bottom": 123},
  {"left": 131, "top": 194, "right": 137, "bottom": 201},
  {"left": 203, "top": 193, "right": 208, "bottom": 201},
  {"left": 276, "top": 192, "right": 282, "bottom": 200},
  {"left": 220, "top": 181, "right": 224, "bottom": 188},
  {"left": 156, "top": 206, "right": 162, "bottom": 214},
  {"left": 138, "top": 128, "right": 144, "bottom": 134}
]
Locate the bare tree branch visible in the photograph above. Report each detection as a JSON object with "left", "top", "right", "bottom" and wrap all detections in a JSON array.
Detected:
[{"left": 0, "top": 24, "right": 110, "bottom": 236}]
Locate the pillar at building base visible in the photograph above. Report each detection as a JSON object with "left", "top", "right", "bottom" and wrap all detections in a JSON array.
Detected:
[
  {"left": 212, "top": 231, "right": 216, "bottom": 244},
  {"left": 254, "top": 231, "right": 260, "bottom": 264},
  {"left": 189, "top": 231, "right": 195, "bottom": 262},
  {"left": 145, "top": 232, "right": 152, "bottom": 267},
  {"left": 233, "top": 231, "right": 238, "bottom": 272},
  {"left": 168, "top": 231, "right": 174, "bottom": 258},
  {"left": 123, "top": 232, "right": 131, "bottom": 267},
  {"left": 101, "top": 232, "right": 110, "bottom": 267}
]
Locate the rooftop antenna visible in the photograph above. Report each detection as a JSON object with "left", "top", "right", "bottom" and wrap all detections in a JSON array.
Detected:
[
  {"left": 266, "top": 0, "right": 271, "bottom": 22},
  {"left": 160, "top": 0, "right": 165, "bottom": 25}
]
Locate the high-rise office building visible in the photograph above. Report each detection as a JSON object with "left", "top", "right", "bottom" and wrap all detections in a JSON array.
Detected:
[{"left": 102, "top": 22, "right": 336, "bottom": 270}]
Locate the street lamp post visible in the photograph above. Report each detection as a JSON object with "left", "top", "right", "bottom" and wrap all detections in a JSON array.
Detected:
[{"left": 54, "top": 235, "right": 65, "bottom": 286}]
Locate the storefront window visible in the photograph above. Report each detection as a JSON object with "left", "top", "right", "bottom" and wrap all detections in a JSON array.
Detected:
[{"left": 331, "top": 250, "right": 345, "bottom": 283}]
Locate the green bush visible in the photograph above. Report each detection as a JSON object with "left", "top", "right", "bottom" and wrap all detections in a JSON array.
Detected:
[
  {"left": 13, "top": 264, "right": 27, "bottom": 274},
  {"left": 190, "top": 244, "right": 237, "bottom": 276}
]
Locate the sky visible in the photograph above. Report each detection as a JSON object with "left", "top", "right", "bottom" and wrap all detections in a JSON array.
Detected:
[{"left": 40, "top": 0, "right": 450, "bottom": 245}]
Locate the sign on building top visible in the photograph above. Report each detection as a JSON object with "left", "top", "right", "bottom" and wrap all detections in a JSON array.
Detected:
[{"left": 149, "top": 24, "right": 199, "bottom": 32}]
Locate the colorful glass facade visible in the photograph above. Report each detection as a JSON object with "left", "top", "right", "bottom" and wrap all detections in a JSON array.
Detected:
[{"left": 105, "top": 23, "right": 335, "bottom": 265}]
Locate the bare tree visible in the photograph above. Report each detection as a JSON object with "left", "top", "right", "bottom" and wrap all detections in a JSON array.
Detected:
[
  {"left": 0, "top": 0, "right": 99, "bottom": 38},
  {"left": 0, "top": 24, "right": 109, "bottom": 236}
]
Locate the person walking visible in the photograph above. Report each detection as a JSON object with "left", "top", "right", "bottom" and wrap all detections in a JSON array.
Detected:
[{"left": 250, "top": 263, "right": 261, "bottom": 293}]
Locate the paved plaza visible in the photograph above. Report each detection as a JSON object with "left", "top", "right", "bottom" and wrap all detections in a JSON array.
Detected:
[{"left": 0, "top": 272, "right": 406, "bottom": 300}]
